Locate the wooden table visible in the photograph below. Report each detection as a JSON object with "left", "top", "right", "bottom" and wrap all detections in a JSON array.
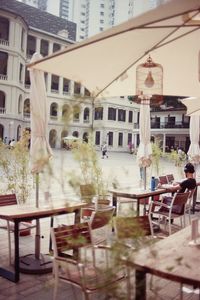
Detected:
[
  {"left": 0, "top": 201, "right": 87, "bottom": 283},
  {"left": 108, "top": 187, "right": 167, "bottom": 215},
  {"left": 129, "top": 225, "right": 200, "bottom": 299}
]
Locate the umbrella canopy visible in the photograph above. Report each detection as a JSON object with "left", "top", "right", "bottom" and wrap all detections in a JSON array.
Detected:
[
  {"left": 137, "top": 99, "right": 152, "bottom": 168},
  {"left": 29, "top": 53, "right": 53, "bottom": 264},
  {"left": 29, "top": 53, "right": 53, "bottom": 174},
  {"left": 187, "top": 115, "right": 200, "bottom": 164},
  {"left": 181, "top": 97, "right": 200, "bottom": 116},
  {"left": 28, "top": 0, "right": 200, "bottom": 99}
]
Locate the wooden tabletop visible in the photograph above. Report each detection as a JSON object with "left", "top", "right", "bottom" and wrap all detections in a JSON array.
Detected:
[
  {"left": 0, "top": 201, "right": 87, "bottom": 221},
  {"left": 129, "top": 225, "right": 200, "bottom": 286},
  {"left": 108, "top": 187, "right": 167, "bottom": 199}
]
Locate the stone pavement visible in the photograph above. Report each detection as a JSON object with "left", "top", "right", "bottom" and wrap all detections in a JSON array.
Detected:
[{"left": 0, "top": 150, "right": 199, "bottom": 299}]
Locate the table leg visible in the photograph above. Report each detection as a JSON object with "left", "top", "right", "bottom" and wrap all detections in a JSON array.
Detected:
[
  {"left": 49, "top": 216, "right": 54, "bottom": 252},
  {"left": 14, "top": 220, "right": 20, "bottom": 282},
  {"left": 137, "top": 200, "right": 140, "bottom": 216},
  {"left": 112, "top": 195, "right": 117, "bottom": 215},
  {"left": 192, "top": 188, "right": 197, "bottom": 214},
  {"left": 135, "top": 269, "right": 146, "bottom": 300},
  {"left": 74, "top": 209, "right": 80, "bottom": 223}
]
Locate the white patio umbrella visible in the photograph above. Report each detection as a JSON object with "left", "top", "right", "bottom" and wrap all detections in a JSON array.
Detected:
[
  {"left": 20, "top": 53, "right": 53, "bottom": 273},
  {"left": 187, "top": 115, "right": 200, "bottom": 164},
  {"left": 27, "top": 0, "right": 200, "bottom": 100},
  {"left": 181, "top": 97, "right": 200, "bottom": 116},
  {"left": 181, "top": 97, "right": 200, "bottom": 179},
  {"left": 181, "top": 97, "right": 200, "bottom": 162},
  {"left": 137, "top": 99, "right": 152, "bottom": 190}
]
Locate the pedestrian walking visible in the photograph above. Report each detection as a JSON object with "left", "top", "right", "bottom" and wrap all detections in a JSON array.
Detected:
[{"left": 101, "top": 142, "right": 108, "bottom": 159}]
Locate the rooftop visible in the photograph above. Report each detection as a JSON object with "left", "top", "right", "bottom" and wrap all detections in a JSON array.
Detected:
[{"left": 0, "top": 0, "right": 76, "bottom": 41}]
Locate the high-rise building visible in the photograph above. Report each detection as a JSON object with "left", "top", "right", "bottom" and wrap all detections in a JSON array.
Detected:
[
  {"left": 17, "top": 0, "right": 167, "bottom": 41},
  {"left": 58, "top": 0, "right": 167, "bottom": 40}
]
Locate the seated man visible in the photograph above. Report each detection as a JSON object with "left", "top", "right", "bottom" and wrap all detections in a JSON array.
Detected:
[{"left": 161, "top": 163, "right": 196, "bottom": 214}]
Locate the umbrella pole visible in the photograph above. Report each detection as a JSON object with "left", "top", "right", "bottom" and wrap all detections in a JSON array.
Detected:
[
  {"left": 143, "top": 167, "right": 147, "bottom": 190},
  {"left": 35, "top": 173, "right": 40, "bottom": 259}
]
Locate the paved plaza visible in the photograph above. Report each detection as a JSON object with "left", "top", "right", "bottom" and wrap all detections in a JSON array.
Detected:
[
  {"left": 0, "top": 150, "right": 199, "bottom": 299},
  {"left": 37, "top": 149, "right": 182, "bottom": 203}
]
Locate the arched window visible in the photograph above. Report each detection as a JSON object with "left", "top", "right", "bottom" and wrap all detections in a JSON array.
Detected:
[
  {"left": 62, "top": 104, "right": 71, "bottom": 120},
  {"left": 49, "top": 129, "right": 57, "bottom": 148},
  {"left": 23, "top": 98, "right": 30, "bottom": 118},
  {"left": 83, "top": 107, "right": 90, "bottom": 122},
  {"left": 83, "top": 132, "right": 88, "bottom": 143},
  {"left": 74, "top": 82, "right": 81, "bottom": 94},
  {"left": 0, "top": 124, "right": 4, "bottom": 141},
  {"left": 0, "top": 17, "right": 9, "bottom": 41},
  {"left": 18, "top": 95, "right": 22, "bottom": 114},
  {"left": 73, "top": 105, "right": 80, "bottom": 122},
  {"left": 61, "top": 130, "right": 68, "bottom": 148},
  {"left": 0, "top": 90, "right": 6, "bottom": 114},
  {"left": 0, "top": 51, "right": 8, "bottom": 77},
  {"left": 50, "top": 102, "right": 58, "bottom": 119},
  {"left": 26, "top": 35, "right": 36, "bottom": 57},
  {"left": 17, "top": 125, "right": 21, "bottom": 141},
  {"left": 72, "top": 131, "right": 79, "bottom": 138}
]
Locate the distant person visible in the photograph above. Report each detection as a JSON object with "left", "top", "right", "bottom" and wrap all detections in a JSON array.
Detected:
[
  {"left": 3, "top": 136, "right": 7, "bottom": 144},
  {"left": 101, "top": 142, "right": 108, "bottom": 159},
  {"left": 10, "top": 139, "right": 16, "bottom": 149}
]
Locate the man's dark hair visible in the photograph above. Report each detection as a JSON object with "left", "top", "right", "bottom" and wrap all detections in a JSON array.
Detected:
[{"left": 184, "top": 163, "right": 195, "bottom": 174}]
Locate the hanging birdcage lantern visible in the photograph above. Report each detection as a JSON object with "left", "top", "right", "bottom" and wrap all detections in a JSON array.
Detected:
[{"left": 135, "top": 55, "right": 163, "bottom": 106}]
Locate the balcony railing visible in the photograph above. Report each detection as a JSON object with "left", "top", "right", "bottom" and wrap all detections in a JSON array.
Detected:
[
  {"left": 0, "top": 107, "right": 6, "bottom": 114},
  {"left": 23, "top": 113, "right": 30, "bottom": 119},
  {"left": 0, "top": 39, "right": 9, "bottom": 46},
  {"left": 0, "top": 74, "right": 8, "bottom": 80},
  {"left": 25, "top": 84, "right": 30, "bottom": 89},
  {"left": 50, "top": 115, "right": 58, "bottom": 120},
  {"left": 151, "top": 121, "right": 189, "bottom": 129},
  {"left": 133, "top": 122, "right": 189, "bottom": 129}
]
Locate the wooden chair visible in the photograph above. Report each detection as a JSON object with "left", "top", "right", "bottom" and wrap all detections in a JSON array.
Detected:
[
  {"left": 89, "top": 206, "right": 115, "bottom": 244},
  {"left": 185, "top": 188, "right": 196, "bottom": 224},
  {"left": 0, "top": 194, "right": 36, "bottom": 265},
  {"left": 158, "top": 175, "right": 168, "bottom": 185},
  {"left": 50, "top": 222, "right": 128, "bottom": 300},
  {"left": 166, "top": 174, "right": 174, "bottom": 183},
  {"left": 148, "top": 192, "right": 190, "bottom": 235}
]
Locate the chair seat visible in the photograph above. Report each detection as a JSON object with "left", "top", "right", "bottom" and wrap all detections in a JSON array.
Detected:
[
  {"left": 57, "top": 257, "right": 126, "bottom": 291},
  {"left": 157, "top": 210, "right": 183, "bottom": 219}
]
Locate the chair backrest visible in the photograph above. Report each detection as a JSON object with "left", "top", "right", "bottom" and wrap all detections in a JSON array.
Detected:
[
  {"left": 159, "top": 176, "right": 168, "bottom": 185},
  {"left": 114, "top": 215, "right": 152, "bottom": 239},
  {"left": 171, "top": 192, "right": 190, "bottom": 215},
  {"left": 166, "top": 174, "right": 174, "bottom": 183},
  {"left": 0, "top": 194, "right": 17, "bottom": 206},
  {"left": 90, "top": 206, "right": 115, "bottom": 230},
  {"left": 51, "top": 222, "right": 92, "bottom": 257}
]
